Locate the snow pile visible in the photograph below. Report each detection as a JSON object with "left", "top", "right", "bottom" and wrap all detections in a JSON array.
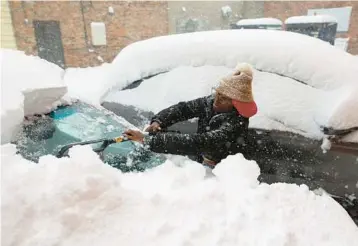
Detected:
[
  {"left": 237, "top": 17, "right": 283, "bottom": 26},
  {"left": 105, "top": 66, "right": 358, "bottom": 140},
  {"left": 2, "top": 143, "right": 357, "bottom": 246},
  {"left": 107, "top": 30, "right": 358, "bottom": 94},
  {"left": 106, "top": 66, "right": 231, "bottom": 113},
  {"left": 285, "top": 15, "right": 338, "bottom": 24},
  {"left": 1, "top": 49, "right": 68, "bottom": 144},
  {"left": 64, "top": 63, "right": 113, "bottom": 106}
]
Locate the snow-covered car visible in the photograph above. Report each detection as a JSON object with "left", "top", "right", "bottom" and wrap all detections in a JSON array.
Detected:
[{"left": 98, "top": 30, "right": 358, "bottom": 223}]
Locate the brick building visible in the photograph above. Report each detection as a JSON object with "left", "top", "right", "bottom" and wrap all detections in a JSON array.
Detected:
[
  {"left": 6, "top": 1, "right": 357, "bottom": 68},
  {"left": 8, "top": 1, "right": 168, "bottom": 68},
  {"left": 264, "top": 1, "right": 358, "bottom": 54}
]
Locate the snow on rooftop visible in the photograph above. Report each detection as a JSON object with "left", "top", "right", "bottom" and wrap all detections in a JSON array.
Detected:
[
  {"left": 2, "top": 144, "right": 358, "bottom": 246},
  {"left": 285, "top": 15, "right": 338, "bottom": 24},
  {"left": 237, "top": 18, "right": 283, "bottom": 26}
]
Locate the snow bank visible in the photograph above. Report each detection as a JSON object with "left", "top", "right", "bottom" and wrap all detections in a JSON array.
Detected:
[
  {"left": 2, "top": 143, "right": 357, "bottom": 246},
  {"left": 105, "top": 66, "right": 358, "bottom": 140},
  {"left": 105, "top": 66, "right": 231, "bottom": 113},
  {"left": 64, "top": 63, "right": 113, "bottom": 106},
  {"left": 285, "top": 15, "right": 338, "bottom": 24},
  {"left": 237, "top": 17, "right": 283, "bottom": 26},
  {"left": 1, "top": 49, "right": 67, "bottom": 144},
  {"left": 107, "top": 30, "right": 358, "bottom": 95}
]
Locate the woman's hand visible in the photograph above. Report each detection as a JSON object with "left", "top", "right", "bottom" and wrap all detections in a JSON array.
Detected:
[
  {"left": 145, "top": 122, "right": 162, "bottom": 133},
  {"left": 124, "top": 129, "right": 145, "bottom": 143}
]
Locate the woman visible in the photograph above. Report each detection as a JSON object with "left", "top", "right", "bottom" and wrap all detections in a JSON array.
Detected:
[{"left": 124, "top": 62, "right": 258, "bottom": 168}]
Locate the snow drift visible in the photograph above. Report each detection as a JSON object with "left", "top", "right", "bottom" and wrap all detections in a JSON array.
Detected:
[
  {"left": 2, "top": 143, "right": 358, "bottom": 246},
  {"left": 64, "top": 63, "right": 113, "bottom": 106},
  {"left": 105, "top": 65, "right": 358, "bottom": 140},
  {"left": 1, "top": 49, "right": 68, "bottom": 144},
  {"left": 103, "top": 30, "right": 358, "bottom": 141}
]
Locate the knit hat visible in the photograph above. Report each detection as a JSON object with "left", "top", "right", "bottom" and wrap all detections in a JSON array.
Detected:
[{"left": 216, "top": 62, "right": 257, "bottom": 118}]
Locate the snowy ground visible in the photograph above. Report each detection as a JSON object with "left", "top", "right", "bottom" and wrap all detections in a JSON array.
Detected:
[
  {"left": 1, "top": 29, "right": 358, "bottom": 246},
  {"left": 2, "top": 144, "right": 358, "bottom": 246}
]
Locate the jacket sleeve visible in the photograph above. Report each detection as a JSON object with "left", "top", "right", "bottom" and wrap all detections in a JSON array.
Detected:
[
  {"left": 151, "top": 97, "right": 208, "bottom": 128},
  {"left": 144, "top": 122, "right": 237, "bottom": 156}
]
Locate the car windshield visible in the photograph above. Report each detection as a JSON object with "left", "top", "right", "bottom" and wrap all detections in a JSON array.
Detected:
[{"left": 14, "top": 101, "right": 164, "bottom": 171}]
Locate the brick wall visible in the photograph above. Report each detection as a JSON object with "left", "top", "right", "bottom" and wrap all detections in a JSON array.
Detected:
[
  {"left": 9, "top": 1, "right": 168, "bottom": 67},
  {"left": 264, "top": 1, "right": 358, "bottom": 54}
]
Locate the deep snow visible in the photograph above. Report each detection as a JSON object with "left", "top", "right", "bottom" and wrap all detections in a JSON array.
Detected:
[
  {"left": 104, "top": 65, "right": 358, "bottom": 141},
  {"left": 64, "top": 62, "right": 113, "bottom": 106},
  {"left": 2, "top": 144, "right": 358, "bottom": 246},
  {"left": 1, "top": 49, "right": 68, "bottom": 144}
]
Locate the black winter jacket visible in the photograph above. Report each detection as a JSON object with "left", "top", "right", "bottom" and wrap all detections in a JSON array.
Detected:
[{"left": 144, "top": 95, "right": 249, "bottom": 163}]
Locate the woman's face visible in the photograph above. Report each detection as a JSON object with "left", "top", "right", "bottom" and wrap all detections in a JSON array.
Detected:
[{"left": 213, "top": 92, "right": 233, "bottom": 112}]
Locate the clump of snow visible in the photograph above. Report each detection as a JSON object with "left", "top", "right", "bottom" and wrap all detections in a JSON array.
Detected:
[
  {"left": 237, "top": 17, "right": 283, "bottom": 26},
  {"left": 97, "top": 55, "right": 104, "bottom": 62},
  {"left": 2, "top": 144, "right": 357, "bottom": 245},
  {"left": 1, "top": 49, "right": 67, "bottom": 144},
  {"left": 1, "top": 91, "right": 24, "bottom": 145},
  {"left": 104, "top": 65, "right": 358, "bottom": 140},
  {"left": 64, "top": 63, "right": 113, "bottom": 106},
  {"left": 335, "top": 37, "right": 349, "bottom": 51},
  {"left": 326, "top": 86, "right": 358, "bottom": 130},
  {"left": 107, "top": 30, "right": 358, "bottom": 94},
  {"left": 285, "top": 15, "right": 338, "bottom": 24},
  {"left": 321, "top": 137, "right": 332, "bottom": 153}
]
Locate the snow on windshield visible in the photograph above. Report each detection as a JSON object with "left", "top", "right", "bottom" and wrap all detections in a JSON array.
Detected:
[
  {"left": 104, "top": 65, "right": 358, "bottom": 141},
  {"left": 2, "top": 144, "right": 358, "bottom": 246}
]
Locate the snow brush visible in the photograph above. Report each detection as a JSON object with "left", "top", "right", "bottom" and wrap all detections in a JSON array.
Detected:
[{"left": 56, "top": 136, "right": 129, "bottom": 158}]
